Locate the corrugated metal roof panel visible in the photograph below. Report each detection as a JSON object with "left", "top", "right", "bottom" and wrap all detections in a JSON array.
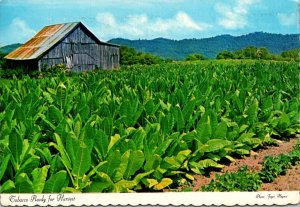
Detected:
[{"left": 5, "top": 22, "right": 79, "bottom": 60}]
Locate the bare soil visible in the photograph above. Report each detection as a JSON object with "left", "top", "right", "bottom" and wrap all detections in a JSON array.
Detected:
[{"left": 192, "top": 138, "right": 299, "bottom": 191}]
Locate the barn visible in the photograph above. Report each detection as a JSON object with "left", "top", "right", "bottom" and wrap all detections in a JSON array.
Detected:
[{"left": 5, "top": 22, "right": 119, "bottom": 72}]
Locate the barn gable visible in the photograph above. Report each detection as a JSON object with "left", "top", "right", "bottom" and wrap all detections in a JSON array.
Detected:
[{"left": 5, "top": 22, "right": 119, "bottom": 72}]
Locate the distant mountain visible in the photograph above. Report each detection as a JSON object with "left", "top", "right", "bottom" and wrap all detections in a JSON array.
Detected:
[
  {"left": 0, "top": 43, "right": 22, "bottom": 54},
  {"left": 109, "top": 32, "right": 300, "bottom": 60}
]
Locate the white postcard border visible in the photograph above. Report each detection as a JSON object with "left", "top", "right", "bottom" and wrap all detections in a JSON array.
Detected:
[{"left": 0, "top": 191, "right": 299, "bottom": 206}]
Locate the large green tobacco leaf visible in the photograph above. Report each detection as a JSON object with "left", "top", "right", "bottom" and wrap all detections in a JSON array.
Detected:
[
  {"left": 52, "top": 133, "right": 71, "bottom": 169},
  {"left": 20, "top": 132, "right": 41, "bottom": 165},
  {"left": 161, "top": 150, "right": 191, "bottom": 171},
  {"left": 276, "top": 112, "right": 291, "bottom": 132},
  {"left": 131, "top": 127, "right": 146, "bottom": 150},
  {"left": 190, "top": 159, "right": 224, "bottom": 170},
  {"left": 173, "top": 106, "right": 185, "bottom": 132},
  {"left": 72, "top": 137, "right": 94, "bottom": 178},
  {"left": 113, "top": 180, "right": 136, "bottom": 192},
  {"left": 108, "top": 134, "right": 121, "bottom": 152},
  {"left": 101, "top": 117, "right": 114, "bottom": 137},
  {"left": 31, "top": 166, "right": 50, "bottom": 193},
  {"left": 163, "top": 132, "right": 182, "bottom": 157},
  {"left": 119, "top": 97, "right": 143, "bottom": 127},
  {"left": 153, "top": 178, "right": 173, "bottom": 190},
  {"left": 144, "top": 154, "right": 162, "bottom": 171},
  {"left": 232, "top": 91, "right": 244, "bottom": 114},
  {"left": 161, "top": 157, "right": 181, "bottom": 171},
  {"left": 47, "top": 105, "right": 63, "bottom": 125},
  {"left": 65, "top": 132, "right": 77, "bottom": 168},
  {"left": 0, "top": 180, "right": 15, "bottom": 193},
  {"left": 259, "top": 96, "right": 273, "bottom": 121},
  {"left": 182, "top": 97, "right": 196, "bottom": 121},
  {"left": 203, "top": 139, "right": 232, "bottom": 153},
  {"left": 14, "top": 173, "right": 34, "bottom": 193},
  {"left": 247, "top": 99, "right": 258, "bottom": 126},
  {"left": 14, "top": 105, "right": 25, "bottom": 123},
  {"left": 77, "top": 97, "right": 91, "bottom": 122},
  {"left": 133, "top": 170, "right": 154, "bottom": 184},
  {"left": 98, "top": 150, "right": 121, "bottom": 181},
  {"left": 119, "top": 150, "right": 145, "bottom": 180},
  {"left": 43, "top": 170, "right": 68, "bottom": 193},
  {"left": 237, "top": 132, "right": 262, "bottom": 148},
  {"left": 196, "top": 113, "right": 212, "bottom": 144},
  {"left": 114, "top": 151, "right": 130, "bottom": 181},
  {"left": 160, "top": 112, "right": 175, "bottom": 135},
  {"left": 213, "top": 121, "right": 227, "bottom": 139},
  {"left": 94, "top": 129, "right": 109, "bottom": 160},
  {"left": 0, "top": 153, "right": 10, "bottom": 181},
  {"left": 17, "top": 155, "right": 40, "bottom": 177},
  {"left": 144, "top": 99, "right": 160, "bottom": 116},
  {"left": 85, "top": 172, "right": 113, "bottom": 192},
  {"left": 9, "top": 129, "right": 23, "bottom": 165}
]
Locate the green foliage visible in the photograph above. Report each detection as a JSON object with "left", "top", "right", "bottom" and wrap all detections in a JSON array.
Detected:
[
  {"left": 0, "top": 61, "right": 299, "bottom": 193},
  {"left": 202, "top": 167, "right": 262, "bottom": 192},
  {"left": 120, "top": 46, "right": 167, "bottom": 66},
  {"left": 185, "top": 53, "right": 206, "bottom": 61},
  {"left": 0, "top": 52, "right": 7, "bottom": 69},
  {"left": 259, "top": 155, "right": 291, "bottom": 183},
  {"left": 217, "top": 46, "right": 299, "bottom": 61},
  {"left": 0, "top": 63, "right": 71, "bottom": 79},
  {"left": 281, "top": 48, "right": 300, "bottom": 61},
  {"left": 216, "top": 51, "right": 236, "bottom": 59},
  {"left": 259, "top": 141, "right": 300, "bottom": 183},
  {"left": 202, "top": 140, "right": 300, "bottom": 192},
  {"left": 217, "top": 46, "right": 273, "bottom": 60},
  {"left": 109, "top": 33, "right": 299, "bottom": 60}
]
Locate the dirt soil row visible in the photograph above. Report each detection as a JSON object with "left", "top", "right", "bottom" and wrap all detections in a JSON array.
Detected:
[{"left": 192, "top": 138, "right": 300, "bottom": 191}]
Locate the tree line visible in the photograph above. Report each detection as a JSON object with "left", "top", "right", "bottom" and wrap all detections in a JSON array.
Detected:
[
  {"left": 121, "top": 46, "right": 299, "bottom": 64},
  {"left": 0, "top": 46, "right": 299, "bottom": 77},
  {"left": 216, "top": 46, "right": 299, "bottom": 61}
]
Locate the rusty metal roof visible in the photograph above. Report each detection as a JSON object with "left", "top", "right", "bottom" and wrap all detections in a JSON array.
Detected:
[{"left": 5, "top": 22, "right": 118, "bottom": 60}]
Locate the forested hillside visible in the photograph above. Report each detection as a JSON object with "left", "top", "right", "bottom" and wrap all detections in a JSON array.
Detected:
[
  {"left": 1, "top": 32, "right": 299, "bottom": 60},
  {"left": 0, "top": 43, "right": 22, "bottom": 54},
  {"left": 109, "top": 32, "right": 299, "bottom": 60}
]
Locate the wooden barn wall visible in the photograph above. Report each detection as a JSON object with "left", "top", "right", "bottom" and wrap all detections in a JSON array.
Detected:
[{"left": 38, "top": 26, "right": 119, "bottom": 72}]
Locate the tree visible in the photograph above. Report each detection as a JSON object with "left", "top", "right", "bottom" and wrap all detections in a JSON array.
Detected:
[
  {"left": 233, "top": 46, "right": 272, "bottom": 60},
  {"left": 119, "top": 46, "right": 165, "bottom": 66},
  {"left": 255, "top": 48, "right": 270, "bottom": 59},
  {"left": 216, "top": 51, "right": 235, "bottom": 59},
  {"left": 185, "top": 53, "right": 206, "bottom": 61},
  {"left": 281, "top": 49, "right": 300, "bottom": 61},
  {"left": 0, "top": 52, "right": 7, "bottom": 69}
]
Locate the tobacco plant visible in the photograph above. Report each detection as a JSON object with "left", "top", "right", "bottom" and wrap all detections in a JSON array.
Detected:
[{"left": 0, "top": 61, "right": 299, "bottom": 192}]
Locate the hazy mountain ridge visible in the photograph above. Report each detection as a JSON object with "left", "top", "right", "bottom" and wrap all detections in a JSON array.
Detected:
[
  {"left": 108, "top": 32, "right": 300, "bottom": 59},
  {"left": 0, "top": 43, "right": 22, "bottom": 54},
  {"left": 1, "top": 32, "right": 299, "bottom": 60}
]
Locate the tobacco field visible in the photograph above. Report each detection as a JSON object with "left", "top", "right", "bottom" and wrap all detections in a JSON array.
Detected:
[{"left": 0, "top": 61, "right": 299, "bottom": 192}]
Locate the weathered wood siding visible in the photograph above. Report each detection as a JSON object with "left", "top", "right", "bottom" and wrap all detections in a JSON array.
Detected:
[{"left": 38, "top": 25, "right": 119, "bottom": 72}]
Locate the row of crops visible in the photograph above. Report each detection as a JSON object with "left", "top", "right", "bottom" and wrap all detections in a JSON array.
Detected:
[
  {"left": 0, "top": 61, "right": 299, "bottom": 192},
  {"left": 201, "top": 140, "right": 300, "bottom": 192}
]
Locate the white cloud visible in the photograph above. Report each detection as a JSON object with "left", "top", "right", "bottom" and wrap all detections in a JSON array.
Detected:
[
  {"left": 93, "top": 12, "right": 212, "bottom": 40},
  {"left": 9, "top": 18, "right": 36, "bottom": 43},
  {"left": 278, "top": 12, "right": 298, "bottom": 26},
  {"left": 215, "top": 0, "right": 258, "bottom": 29}
]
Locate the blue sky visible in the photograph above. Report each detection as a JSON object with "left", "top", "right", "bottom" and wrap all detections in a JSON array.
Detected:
[{"left": 0, "top": 0, "right": 298, "bottom": 46}]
